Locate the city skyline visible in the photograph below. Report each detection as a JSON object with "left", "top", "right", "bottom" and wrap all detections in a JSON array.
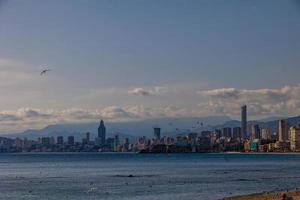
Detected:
[
  {"left": 2, "top": 1, "right": 300, "bottom": 200},
  {"left": 2, "top": 112, "right": 300, "bottom": 153},
  {"left": 1, "top": 0, "right": 300, "bottom": 133}
]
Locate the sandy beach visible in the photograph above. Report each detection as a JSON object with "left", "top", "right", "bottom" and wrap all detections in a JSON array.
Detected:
[{"left": 224, "top": 189, "right": 300, "bottom": 200}]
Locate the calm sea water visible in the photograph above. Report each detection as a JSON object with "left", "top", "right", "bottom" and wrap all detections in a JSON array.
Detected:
[{"left": 0, "top": 153, "right": 300, "bottom": 200}]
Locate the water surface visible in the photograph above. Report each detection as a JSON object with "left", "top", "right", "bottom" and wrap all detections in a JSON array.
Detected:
[{"left": 0, "top": 153, "right": 300, "bottom": 200}]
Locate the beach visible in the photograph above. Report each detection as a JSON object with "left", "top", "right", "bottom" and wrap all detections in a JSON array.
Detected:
[{"left": 225, "top": 189, "right": 300, "bottom": 200}]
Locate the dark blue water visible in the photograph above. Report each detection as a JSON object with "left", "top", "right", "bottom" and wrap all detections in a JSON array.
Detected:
[{"left": 1, "top": 153, "right": 300, "bottom": 200}]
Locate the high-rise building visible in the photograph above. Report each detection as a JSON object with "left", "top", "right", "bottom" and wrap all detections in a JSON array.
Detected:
[
  {"left": 241, "top": 105, "right": 247, "bottom": 139},
  {"left": 233, "top": 127, "right": 242, "bottom": 140},
  {"left": 98, "top": 120, "right": 106, "bottom": 145},
  {"left": 41, "top": 137, "right": 51, "bottom": 145},
  {"left": 290, "top": 126, "right": 300, "bottom": 151},
  {"left": 251, "top": 124, "right": 261, "bottom": 140},
  {"left": 278, "top": 119, "right": 289, "bottom": 142},
  {"left": 154, "top": 127, "right": 161, "bottom": 140},
  {"left": 114, "top": 134, "right": 120, "bottom": 151},
  {"left": 222, "top": 127, "right": 232, "bottom": 138},
  {"left": 86, "top": 132, "right": 90, "bottom": 144},
  {"left": 57, "top": 136, "right": 64, "bottom": 145},
  {"left": 50, "top": 137, "right": 55, "bottom": 145},
  {"left": 122, "top": 138, "right": 129, "bottom": 152},
  {"left": 261, "top": 128, "right": 272, "bottom": 140},
  {"left": 68, "top": 136, "right": 75, "bottom": 145}
]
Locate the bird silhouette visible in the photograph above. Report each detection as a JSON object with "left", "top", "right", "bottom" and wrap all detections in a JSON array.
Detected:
[{"left": 40, "top": 69, "right": 51, "bottom": 75}]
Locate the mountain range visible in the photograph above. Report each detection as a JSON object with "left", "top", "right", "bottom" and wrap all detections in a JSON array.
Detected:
[
  {"left": 1, "top": 116, "right": 230, "bottom": 142},
  {"left": 2, "top": 115, "right": 300, "bottom": 142}
]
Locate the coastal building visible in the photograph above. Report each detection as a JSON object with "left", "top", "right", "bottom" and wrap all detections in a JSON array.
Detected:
[
  {"left": 14, "top": 138, "right": 23, "bottom": 148},
  {"left": 251, "top": 124, "right": 260, "bottom": 140},
  {"left": 243, "top": 140, "right": 251, "bottom": 152},
  {"left": 233, "top": 127, "right": 242, "bottom": 140},
  {"left": 215, "top": 129, "right": 222, "bottom": 139},
  {"left": 23, "top": 138, "right": 34, "bottom": 149},
  {"left": 261, "top": 128, "right": 272, "bottom": 140},
  {"left": 154, "top": 127, "right": 161, "bottom": 141},
  {"left": 41, "top": 137, "right": 51, "bottom": 145},
  {"left": 82, "top": 132, "right": 91, "bottom": 145},
  {"left": 50, "top": 137, "right": 55, "bottom": 145},
  {"left": 98, "top": 120, "right": 106, "bottom": 145},
  {"left": 114, "top": 135, "right": 120, "bottom": 151},
  {"left": 164, "top": 137, "right": 174, "bottom": 145},
  {"left": 122, "top": 138, "right": 130, "bottom": 152},
  {"left": 106, "top": 138, "right": 115, "bottom": 150},
  {"left": 176, "top": 136, "right": 189, "bottom": 146},
  {"left": 268, "top": 143, "right": 275, "bottom": 152},
  {"left": 57, "top": 136, "right": 64, "bottom": 145},
  {"left": 241, "top": 105, "right": 247, "bottom": 140},
  {"left": 275, "top": 141, "right": 290, "bottom": 152},
  {"left": 250, "top": 139, "right": 260, "bottom": 152},
  {"left": 278, "top": 119, "right": 289, "bottom": 142},
  {"left": 290, "top": 126, "right": 300, "bottom": 152},
  {"left": 86, "top": 132, "right": 90, "bottom": 144},
  {"left": 259, "top": 144, "right": 268, "bottom": 152},
  {"left": 67, "top": 136, "right": 75, "bottom": 145},
  {"left": 222, "top": 127, "right": 232, "bottom": 138}
]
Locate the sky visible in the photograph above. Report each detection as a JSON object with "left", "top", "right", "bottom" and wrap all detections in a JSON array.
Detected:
[{"left": 0, "top": 0, "right": 300, "bottom": 133}]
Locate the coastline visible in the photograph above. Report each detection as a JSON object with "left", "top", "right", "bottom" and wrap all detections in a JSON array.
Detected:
[
  {"left": 224, "top": 189, "right": 300, "bottom": 200},
  {"left": 1, "top": 151, "right": 300, "bottom": 155}
]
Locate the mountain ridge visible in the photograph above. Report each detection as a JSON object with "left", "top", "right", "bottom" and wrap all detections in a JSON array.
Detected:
[{"left": 2, "top": 115, "right": 300, "bottom": 141}]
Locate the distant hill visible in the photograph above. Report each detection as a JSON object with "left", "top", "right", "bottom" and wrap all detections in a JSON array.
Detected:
[
  {"left": 1, "top": 116, "right": 231, "bottom": 142},
  {"left": 212, "top": 115, "right": 300, "bottom": 134},
  {"left": 4, "top": 115, "right": 299, "bottom": 142},
  {"left": 256, "top": 116, "right": 284, "bottom": 123}
]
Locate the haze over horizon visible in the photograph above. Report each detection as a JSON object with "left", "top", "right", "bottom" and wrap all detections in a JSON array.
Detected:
[{"left": 0, "top": 0, "right": 300, "bottom": 133}]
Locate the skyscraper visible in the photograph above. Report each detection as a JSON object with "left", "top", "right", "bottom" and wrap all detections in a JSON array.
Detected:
[
  {"left": 154, "top": 127, "right": 161, "bottom": 140},
  {"left": 241, "top": 105, "right": 247, "bottom": 140},
  {"left": 67, "top": 136, "right": 75, "bottom": 145},
  {"left": 251, "top": 124, "right": 261, "bottom": 140},
  {"left": 222, "top": 127, "right": 232, "bottom": 138},
  {"left": 57, "top": 136, "right": 64, "bottom": 145},
  {"left": 233, "top": 127, "right": 242, "bottom": 140},
  {"left": 278, "top": 119, "right": 289, "bottom": 142},
  {"left": 98, "top": 120, "right": 106, "bottom": 145},
  {"left": 114, "top": 134, "right": 120, "bottom": 151},
  {"left": 85, "top": 132, "right": 90, "bottom": 144},
  {"left": 290, "top": 126, "right": 300, "bottom": 151}
]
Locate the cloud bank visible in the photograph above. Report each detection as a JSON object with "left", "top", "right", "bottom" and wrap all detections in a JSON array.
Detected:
[
  {"left": 198, "top": 85, "right": 300, "bottom": 116},
  {"left": 128, "top": 87, "right": 167, "bottom": 96},
  {"left": 1, "top": 58, "right": 300, "bottom": 133},
  {"left": 0, "top": 106, "right": 203, "bottom": 133}
]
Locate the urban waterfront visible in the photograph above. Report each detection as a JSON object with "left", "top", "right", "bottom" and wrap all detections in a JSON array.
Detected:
[
  {"left": 1, "top": 0, "right": 300, "bottom": 199},
  {"left": 1, "top": 105, "right": 300, "bottom": 154},
  {"left": 1, "top": 153, "right": 300, "bottom": 200}
]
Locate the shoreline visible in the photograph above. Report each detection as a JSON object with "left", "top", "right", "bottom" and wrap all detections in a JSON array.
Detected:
[
  {"left": 1, "top": 151, "right": 300, "bottom": 155},
  {"left": 224, "top": 189, "right": 300, "bottom": 200}
]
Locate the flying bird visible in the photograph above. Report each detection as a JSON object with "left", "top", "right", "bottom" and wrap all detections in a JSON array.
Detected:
[{"left": 40, "top": 69, "right": 51, "bottom": 75}]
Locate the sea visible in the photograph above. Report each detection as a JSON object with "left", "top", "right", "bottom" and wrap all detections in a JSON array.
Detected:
[{"left": 0, "top": 153, "right": 300, "bottom": 200}]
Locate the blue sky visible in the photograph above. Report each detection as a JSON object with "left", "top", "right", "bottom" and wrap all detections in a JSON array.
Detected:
[{"left": 0, "top": 0, "right": 300, "bottom": 132}]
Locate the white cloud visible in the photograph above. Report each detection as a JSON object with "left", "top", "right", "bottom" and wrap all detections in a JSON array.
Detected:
[
  {"left": 0, "top": 105, "right": 209, "bottom": 133},
  {"left": 198, "top": 84, "right": 300, "bottom": 117},
  {"left": 0, "top": 57, "right": 299, "bottom": 132},
  {"left": 128, "top": 86, "right": 168, "bottom": 96}
]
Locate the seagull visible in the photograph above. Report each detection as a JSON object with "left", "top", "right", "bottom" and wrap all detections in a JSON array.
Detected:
[{"left": 40, "top": 69, "right": 51, "bottom": 75}]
